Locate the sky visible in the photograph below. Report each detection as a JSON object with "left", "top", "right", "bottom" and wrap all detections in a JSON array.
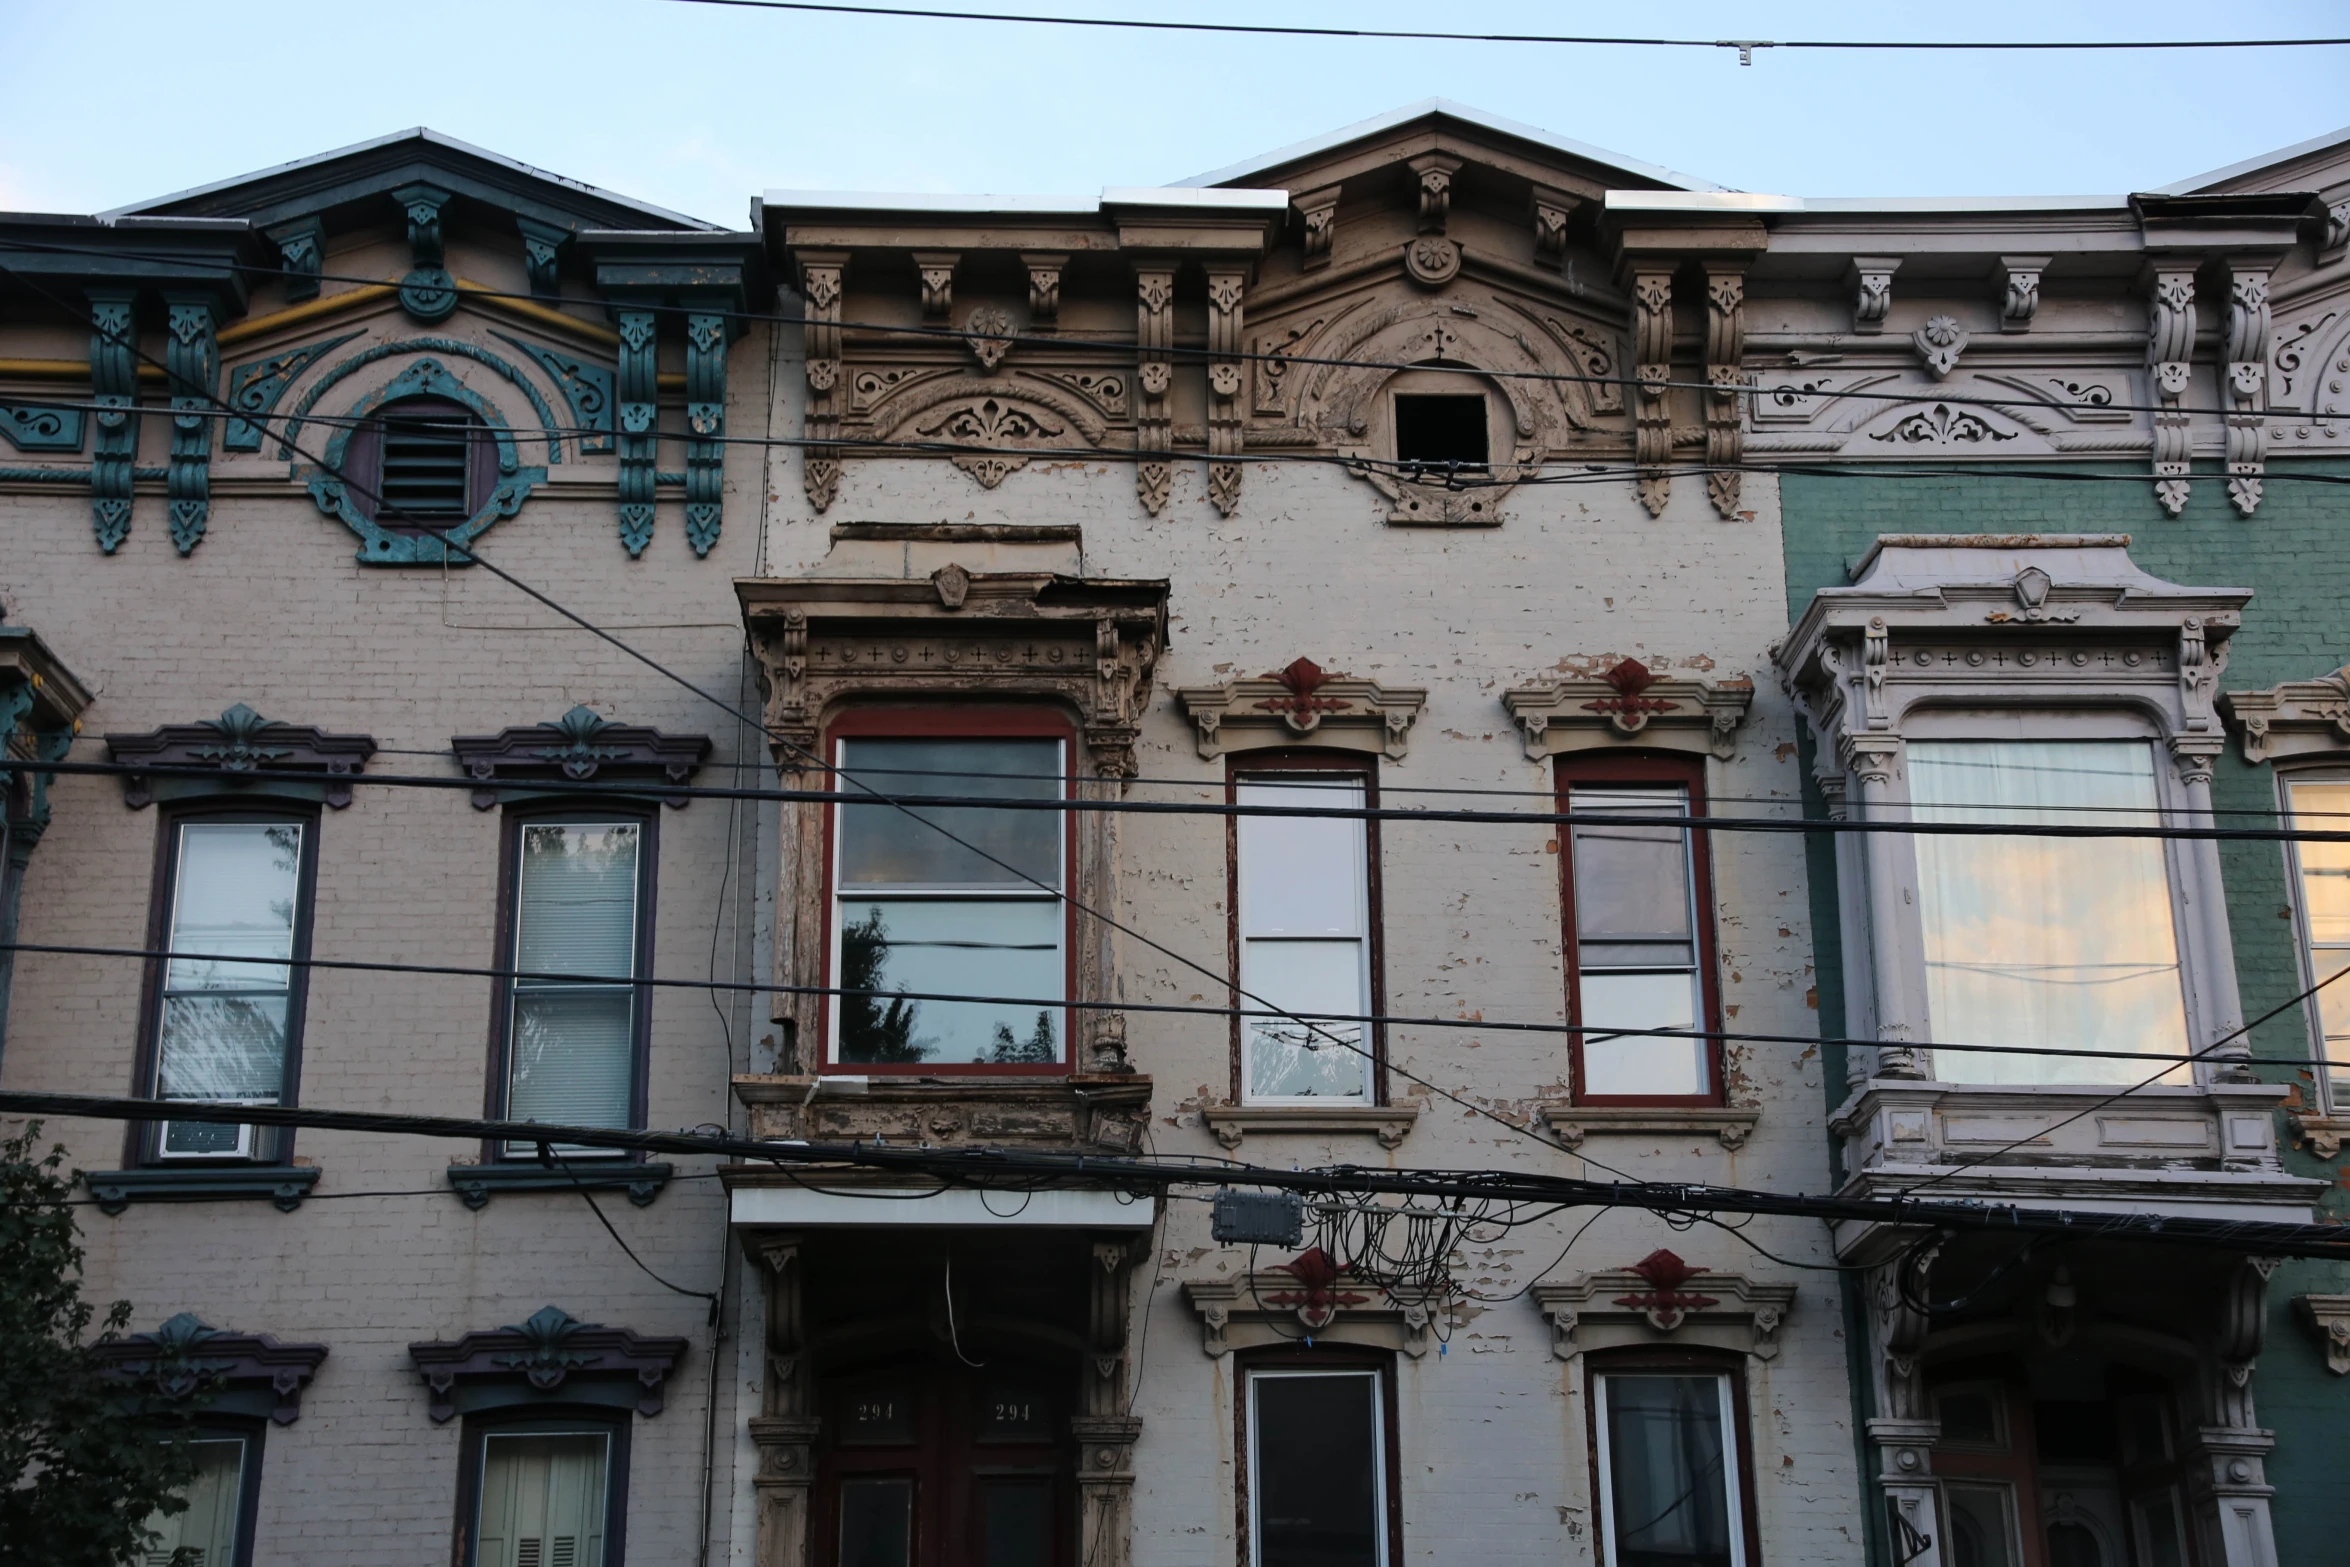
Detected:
[{"left": 2, "top": 1, "right": 2346, "bottom": 226}]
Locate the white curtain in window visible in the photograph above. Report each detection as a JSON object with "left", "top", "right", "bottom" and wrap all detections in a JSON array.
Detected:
[
  {"left": 476, "top": 1432, "right": 609, "bottom": 1567},
  {"left": 137, "top": 1436, "right": 246, "bottom": 1567},
  {"left": 1910, "top": 741, "right": 2188, "bottom": 1085},
  {"left": 2287, "top": 780, "right": 2350, "bottom": 1098},
  {"left": 507, "top": 824, "right": 639, "bottom": 1137},
  {"left": 1238, "top": 776, "right": 1371, "bottom": 1101}
]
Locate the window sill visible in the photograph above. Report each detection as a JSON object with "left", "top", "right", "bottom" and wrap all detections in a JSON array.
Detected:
[
  {"left": 2289, "top": 1113, "right": 2350, "bottom": 1159},
  {"left": 445, "top": 1161, "right": 674, "bottom": 1209},
  {"left": 1199, "top": 1104, "right": 1420, "bottom": 1151},
  {"left": 84, "top": 1165, "right": 321, "bottom": 1215},
  {"left": 1535, "top": 1104, "right": 1758, "bottom": 1152}
]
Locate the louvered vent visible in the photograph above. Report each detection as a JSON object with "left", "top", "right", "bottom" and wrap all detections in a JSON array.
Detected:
[
  {"left": 377, "top": 405, "right": 474, "bottom": 520},
  {"left": 551, "top": 1538, "right": 577, "bottom": 1567},
  {"left": 517, "top": 1540, "right": 541, "bottom": 1567}
]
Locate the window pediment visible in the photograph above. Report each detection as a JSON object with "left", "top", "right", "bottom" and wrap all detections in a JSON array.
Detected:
[
  {"left": 407, "top": 1305, "right": 688, "bottom": 1423},
  {"left": 1503, "top": 657, "right": 1753, "bottom": 761},
  {"left": 92, "top": 1311, "right": 330, "bottom": 1425},
  {"left": 105, "top": 703, "right": 377, "bottom": 809},
  {"left": 1176, "top": 657, "right": 1426, "bottom": 760},
  {"left": 2222, "top": 664, "right": 2350, "bottom": 763},
  {"left": 450, "top": 704, "right": 711, "bottom": 808},
  {"left": 1531, "top": 1249, "right": 1794, "bottom": 1362}
]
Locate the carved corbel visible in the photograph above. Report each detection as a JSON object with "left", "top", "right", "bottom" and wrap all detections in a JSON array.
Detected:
[
  {"left": 389, "top": 182, "right": 457, "bottom": 322},
  {"left": 162, "top": 296, "right": 217, "bottom": 556},
  {"left": 87, "top": 289, "right": 138, "bottom": 553},
  {"left": 1995, "top": 254, "right": 2048, "bottom": 331},
  {"left": 2298, "top": 1294, "right": 2350, "bottom": 1375},
  {"left": 2211, "top": 1258, "right": 2275, "bottom": 1432},
  {"left": 799, "top": 252, "right": 846, "bottom": 511},
  {"left": 2147, "top": 265, "right": 2197, "bottom": 517},
  {"left": 2222, "top": 262, "right": 2272, "bottom": 517},
  {"left": 1205, "top": 266, "right": 1248, "bottom": 516},
  {"left": 1912, "top": 315, "right": 1967, "bottom": 380},
  {"left": 1295, "top": 184, "right": 1342, "bottom": 270},
  {"left": 684, "top": 312, "right": 730, "bottom": 556},
  {"left": 1022, "top": 253, "right": 1066, "bottom": 328},
  {"left": 516, "top": 217, "right": 570, "bottom": 299},
  {"left": 1407, "top": 153, "right": 1460, "bottom": 234},
  {"left": 1632, "top": 268, "right": 1674, "bottom": 517},
  {"left": 1848, "top": 257, "right": 1899, "bottom": 334},
  {"left": 1529, "top": 185, "right": 1580, "bottom": 269},
  {"left": 912, "top": 252, "right": 958, "bottom": 319},
  {"left": 614, "top": 308, "right": 658, "bottom": 555},
  {"left": 265, "top": 217, "right": 325, "bottom": 304},
  {"left": 1134, "top": 265, "right": 1175, "bottom": 514},
  {"left": 2220, "top": 665, "right": 2350, "bottom": 763},
  {"left": 1703, "top": 265, "right": 1747, "bottom": 519},
  {"left": 2325, "top": 200, "right": 2350, "bottom": 260}
]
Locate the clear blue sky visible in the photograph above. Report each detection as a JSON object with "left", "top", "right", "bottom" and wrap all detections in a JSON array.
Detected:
[{"left": 3, "top": 1, "right": 2345, "bottom": 226}]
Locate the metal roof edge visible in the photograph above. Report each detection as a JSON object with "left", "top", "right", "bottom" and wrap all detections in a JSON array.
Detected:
[{"left": 2149, "top": 123, "right": 2350, "bottom": 196}]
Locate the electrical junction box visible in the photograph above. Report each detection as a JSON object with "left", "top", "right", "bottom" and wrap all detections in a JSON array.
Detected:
[{"left": 1211, "top": 1188, "right": 1304, "bottom": 1248}]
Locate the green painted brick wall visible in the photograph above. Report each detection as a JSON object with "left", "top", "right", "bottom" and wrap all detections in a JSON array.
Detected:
[{"left": 1777, "top": 461, "right": 2350, "bottom": 1562}]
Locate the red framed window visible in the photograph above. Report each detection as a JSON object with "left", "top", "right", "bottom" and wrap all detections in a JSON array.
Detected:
[
  {"left": 1557, "top": 752, "right": 1722, "bottom": 1104},
  {"left": 1585, "top": 1349, "right": 1761, "bottom": 1567},
  {"left": 822, "top": 708, "right": 1075, "bottom": 1073},
  {"left": 1226, "top": 751, "right": 1385, "bottom": 1104}
]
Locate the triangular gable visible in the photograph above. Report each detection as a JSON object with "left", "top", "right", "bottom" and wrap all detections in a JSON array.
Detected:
[{"left": 2149, "top": 122, "right": 2350, "bottom": 201}]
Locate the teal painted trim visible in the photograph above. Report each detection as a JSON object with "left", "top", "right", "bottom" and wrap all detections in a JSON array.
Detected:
[
  {"left": 445, "top": 1161, "right": 672, "bottom": 1209},
  {"left": 0, "top": 400, "right": 85, "bottom": 453},
  {"left": 264, "top": 217, "right": 325, "bottom": 303},
  {"left": 514, "top": 216, "right": 570, "bottom": 299},
  {"left": 282, "top": 336, "right": 562, "bottom": 465},
  {"left": 223, "top": 334, "right": 358, "bottom": 451},
  {"left": 163, "top": 296, "right": 217, "bottom": 555},
  {"left": 87, "top": 290, "right": 138, "bottom": 553},
  {"left": 303, "top": 356, "right": 544, "bottom": 565},
  {"left": 614, "top": 308, "right": 656, "bottom": 556},
  {"left": 490, "top": 331, "right": 612, "bottom": 454},
  {"left": 683, "top": 311, "right": 726, "bottom": 557},
  {"left": 0, "top": 467, "right": 165, "bottom": 484},
  {"left": 84, "top": 1166, "right": 319, "bottom": 1215},
  {"left": 390, "top": 181, "right": 456, "bottom": 322}
]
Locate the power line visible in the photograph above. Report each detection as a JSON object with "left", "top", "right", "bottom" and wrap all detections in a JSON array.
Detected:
[
  {"left": 5, "top": 1090, "right": 2345, "bottom": 1261},
  {"left": 12, "top": 937, "right": 2322, "bottom": 1071},
  {"left": 653, "top": 0, "right": 2349, "bottom": 54}
]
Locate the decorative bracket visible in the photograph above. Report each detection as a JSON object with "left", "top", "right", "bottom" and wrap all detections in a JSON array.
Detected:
[
  {"left": 92, "top": 1312, "right": 330, "bottom": 1426},
  {"left": 2298, "top": 1294, "right": 2350, "bottom": 1375},
  {"left": 685, "top": 311, "right": 732, "bottom": 555},
  {"left": 516, "top": 217, "right": 571, "bottom": 299},
  {"left": 1631, "top": 268, "right": 1674, "bottom": 517},
  {"left": 1704, "top": 265, "right": 1747, "bottom": 517},
  {"left": 2222, "top": 262, "right": 2272, "bottom": 517},
  {"left": 1848, "top": 257, "right": 1899, "bottom": 334},
  {"left": 408, "top": 1305, "right": 688, "bottom": 1423},
  {"left": 450, "top": 704, "right": 711, "bottom": 808},
  {"left": 163, "top": 295, "right": 217, "bottom": 555},
  {"left": 1295, "top": 184, "right": 1342, "bottom": 269},
  {"left": 2222, "top": 665, "right": 2350, "bottom": 763},
  {"left": 1532, "top": 1249, "right": 1794, "bottom": 1361},
  {"left": 106, "top": 704, "right": 377, "bottom": 809},
  {"left": 912, "top": 252, "right": 959, "bottom": 318},
  {"left": 389, "top": 182, "right": 457, "bottom": 322},
  {"left": 87, "top": 289, "right": 138, "bottom": 553},
  {"left": 1134, "top": 265, "right": 1175, "bottom": 514},
  {"left": 265, "top": 217, "right": 326, "bottom": 304},
  {"left": 1407, "top": 152, "right": 1461, "bottom": 234},
  {"left": 1502, "top": 657, "right": 1754, "bottom": 761},
  {"left": 800, "top": 252, "right": 846, "bottom": 511},
  {"left": 1995, "top": 254, "right": 2048, "bottom": 331},
  {"left": 1529, "top": 185, "right": 1580, "bottom": 269},
  {"left": 2147, "top": 265, "right": 2197, "bottom": 516},
  {"left": 1022, "top": 253, "right": 1065, "bottom": 327},
  {"left": 615, "top": 307, "right": 658, "bottom": 554},
  {"left": 1205, "top": 265, "right": 1247, "bottom": 516},
  {"left": 1175, "top": 657, "right": 1427, "bottom": 760}
]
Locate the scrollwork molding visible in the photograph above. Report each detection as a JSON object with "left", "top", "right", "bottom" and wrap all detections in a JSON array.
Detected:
[
  {"left": 1175, "top": 657, "right": 1427, "bottom": 761},
  {"left": 1532, "top": 1249, "right": 1794, "bottom": 1362},
  {"left": 1501, "top": 657, "right": 1754, "bottom": 761}
]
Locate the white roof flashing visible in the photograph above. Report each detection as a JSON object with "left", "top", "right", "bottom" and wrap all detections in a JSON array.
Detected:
[{"left": 1606, "top": 190, "right": 1803, "bottom": 214}]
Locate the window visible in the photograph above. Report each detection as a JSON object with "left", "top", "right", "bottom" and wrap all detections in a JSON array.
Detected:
[
  {"left": 464, "top": 1423, "right": 623, "bottom": 1567},
  {"left": 2284, "top": 776, "right": 2350, "bottom": 1108},
  {"left": 1591, "top": 1369, "right": 1747, "bottom": 1567},
  {"left": 1909, "top": 740, "right": 2189, "bottom": 1085},
  {"left": 1244, "top": 1367, "right": 1393, "bottom": 1567},
  {"left": 826, "top": 718, "right": 1071, "bottom": 1070},
  {"left": 136, "top": 1432, "right": 259, "bottom": 1567},
  {"left": 1233, "top": 759, "right": 1379, "bottom": 1103},
  {"left": 495, "top": 816, "right": 651, "bottom": 1154},
  {"left": 144, "top": 814, "right": 316, "bottom": 1162},
  {"left": 1392, "top": 394, "right": 1487, "bottom": 469},
  {"left": 1559, "top": 758, "right": 1718, "bottom": 1102},
  {"left": 345, "top": 395, "right": 494, "bottom": 532}
]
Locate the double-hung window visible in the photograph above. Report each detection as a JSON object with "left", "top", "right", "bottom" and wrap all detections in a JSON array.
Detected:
[
  {"left": 2284, "top": 775, "right": 2350, "bottom": 1109},
  {"left": 1244, "top": 1365, "right": 1393, "bottom": 1567},
  {"left": 828, "top": 719, "right": 1070, "bottom": 1069},
  {"left": 1909, "top": 739, "right": 2190, "bottom": 1085},
  {"left": 1234, "top": 761, "right": 1378, "bottom": 1102},
  {"left": 136, "top": 1430, "right": 259, "bottom": 1567},
  {"left": 467, "top": 1423, "right": 619, "bottom": 1567},
  {"left": 497, "top": 816, "right": 650, "bottom": 1153},
  {"left": 146, "top": 814, "right": 316, "bottom": 1162},
  {"left": 1591, "top": 1366, "right": 1749, "bottom": 1567},
  {"left": 1560, "top": 759, "right": 1717, "bottom": 1102}
]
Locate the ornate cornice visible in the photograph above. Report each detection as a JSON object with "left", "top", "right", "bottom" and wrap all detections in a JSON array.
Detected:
[
  {"left": 1531, "top": 1249, "right": 1795, "bottom": 1362},
  {"left": 2221, "top": 666, "right": 2350, "bottom": 764},
  {"left": 1174, "top": 657, "right": 1426, "bottom": 761},
  {"left": 1181, "top": 1249, "right": 1440, "bottom": 1359},
  {"left": 1502, "top": 657, "right": 1753, "bottom": 761},
  {"left": 105, "top": 703, "right": 377, "bottom": 809},
  {"left": 450, "top": 704, "right": 712, "bottom": 808},
  {"left": 91, "top": 1312, "right": 329, "bottom": 1425},
  {"left": 407, "top": 1304, "right": 689, "bottom": 1423}
]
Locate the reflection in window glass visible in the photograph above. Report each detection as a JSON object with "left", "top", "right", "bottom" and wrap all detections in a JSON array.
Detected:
[
  {"left": 136, "top": 1435, "right": 246, "bottom": 1566},
  {"left": 840, "top": 1476, "right": 914, "bottom": 1567},
  {"left": 157, "top": 822, "right": 304, "bottom": 1159},
  {"left": 1238, "top": 775, "right": 1371, "bottom": 1101},
  {"left": 1249, "top": 1370, "right": 1385, "bottom": 1567},
  {"left": 1943, "top": 1482, "right": 2020, "bottom": 1567},
  {"left": 833, "top": 738, "right": 1066, "bottom": 1066},
  {"left": 1596, "top": 1373, "right": 1741, "bottom": 1567},
  {"left": 1911, "top": 741, "right": 2188, "bottom": 1085},
  {"left": 1570, "top": 787, "right": 1707, "bottom": 1097},
  {"left": 506, "top": 823, "right": 641, "bottom": 1149},
  {"left": 474, "top": 1431, "right": 609, "bottom": 1567},
  {"left": 2287, "top": 780, "right": 2350, "bottom": 1103}
]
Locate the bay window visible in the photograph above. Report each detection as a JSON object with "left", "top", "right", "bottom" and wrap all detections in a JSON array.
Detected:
[
  {"left": 827, "top": 718, "right": 1070, "bottom": 1069},
  {"left": 2283, "top": 775, "right": 2350, "bottom": 1108},
  {"left": 1591, "top": 1367, "right": 1750, "bottom": 1567},
  {"left": 1233, "top": 759, "right": 1379, "bottom": 1103}
]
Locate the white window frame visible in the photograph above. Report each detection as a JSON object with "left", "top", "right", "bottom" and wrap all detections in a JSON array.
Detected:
[
  {"left": 1235, "top": 768, "right": 1375, "bottom": 1106},
  {"left": 2280, "top": 768, "right": 2350, "bottom": 1114},
  {"left": 1244, "top": 1367, "right": 1390, "bottom": 1567},
  {"left": 1592, "top": 1368, "right": 1748, "bottom": 1567},
  {"left": 500, "top": 817, "right": 647, "bottom": 1157},
  {"left": 472, "top": 1425, "right": 614, "bottom": 1567}
]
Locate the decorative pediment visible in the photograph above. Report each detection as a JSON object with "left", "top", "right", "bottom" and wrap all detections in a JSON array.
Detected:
[
  {"left": 92, "top": 1312, "right": 330, "bottom": 1425},
  {"left": 1502, "top": 657, "right": 1754, "bottom": 761},
  {"left": 106, "top": 703, "right": 377, "bottom": 808},
  {"left": 2222, "top": 666, "right": 2350, "bottom": 763},
  {"left": 738, "top": 568, "right": 1168, "bottom": 779},
  {"left": 1530, "top": 1249, "right": 1794, "bottom": 1362},
  {"left": 1182, "top": 1248, "right": 1442, "bottom": 1358},
  {"left": 2297, "top": 1294, "right": 2350, "bottom": 1376},
  {"left": 407, "top": 1304, "right": 689, "bottom": 1423},
  {"left": 450, "top": 704, "right": 712, "bottom": 808},
  {"left": 1175, "top": 657, "right": 1427, "bottom": 761}
]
